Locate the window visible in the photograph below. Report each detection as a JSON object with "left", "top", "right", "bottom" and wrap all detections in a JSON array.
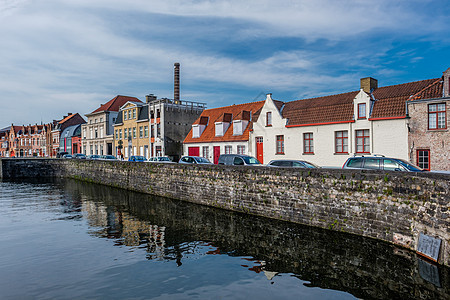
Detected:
[
  {"left": 157, "top": 124, "right": 161, "bottom": 137},
  {"left": 303, "top": 133, "right": 314, "bottom": 154},
  {"left": 128, "top": 128, "right": 132, "bottom": 139},
  {"left": 335, "top": 131, "right": 348, "bottom": 153},
  {"left": 115, "top": 130, "right": 118, "bottom": 139},
  {"left": 151, "top": 125, "right": 155, "bottom": 138},
  {"left": 417, "top": 149, "right": 430, "bottom": 171},
  {"left": 383, "top": 159, "right": 403, "bottom": 171},
  {"left": 139, "top": 126, "right": 143, "bottom": 138},
  {"left": 428, "top": 103, "right": 446, "bottom": 129},
  {"left": 124, "top": 111, "right": 127, "bottom": 120},
  {"left": 157, "top": 109, "right": 161, "bottom": 119},
  {"left": 356, "top": 129, "right": 370, "bottom": 153},
  {"left": 266, "top": 112, "right": 272, "bottom": 126},
  {"left": 132, "top": 109, "right": 136, "bottom": 119},
  {"left": 225, "top": 145, "right": 232, "bottom": 154},
  {"left": 124, "top": 129, "right": 128, "bottom": 139},
  {"left": 276, "top": 135, "right": 284, "bottom": 154},
  {"left": 202, "top": 146, "right": 209, "bottom": 159},
  {"left": 358, "top": 103, "right": 366, "bottom": 119},
  {"left": 364, "top": 158, "right": 380, "bottom": 170},
  {"left": 100, "top": 118, "right": 103, "bottom": 122},
  {"left": 95, "top": 129, "right": 98, "bottom": 138},
  {"left": 133, "top": 127, "right": 136, "bottom": 138},
  {"left": 144, "top": 126, "right": 148, "bottom": 137},
  {"left": 128, "top": 110, "right": 131, "bottom": 120},
  {"left": 237, "top": 145, "right": 245, "bottom": 154},
  {"left": 119, "top": 129, "right": 122, "bottom": 139}
]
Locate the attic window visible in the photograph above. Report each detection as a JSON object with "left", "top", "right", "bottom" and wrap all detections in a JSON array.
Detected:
[
  {"left": 358, "top": 103, "right": 366, "bottom": 119},
  {"left": 266, "top": 112, "right": 272, "bottom": 126}
]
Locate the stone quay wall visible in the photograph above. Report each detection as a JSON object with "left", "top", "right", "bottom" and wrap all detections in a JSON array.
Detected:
[{"left": 1, "top": 158, "right": 449, "bottom": 266}]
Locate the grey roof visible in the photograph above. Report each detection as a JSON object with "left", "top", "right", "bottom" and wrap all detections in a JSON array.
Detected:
[
  {"left": 61, "top": 124, "right": 82, "bottom": 138},
  {"left": 138, "top": 104, "right": 149, "bottom": 121}
]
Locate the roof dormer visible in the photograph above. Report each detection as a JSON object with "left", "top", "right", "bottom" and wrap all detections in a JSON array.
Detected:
[
  {"left": 233, "top": 110, "right": 250, "bottom": 135},
  {"left": 215, "top": 113, "right": 232, "bottom": 137},
  {"left": 192, "top": 116, "right": 208, "bottom": 138}
]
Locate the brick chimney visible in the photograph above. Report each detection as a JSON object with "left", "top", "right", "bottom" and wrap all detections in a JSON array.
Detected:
[
  {"left": 174, "top": 62, "right": 180, "bottom": 102},
  {"left": 360, "top": 77, "right": 378, "bottom": 94}
]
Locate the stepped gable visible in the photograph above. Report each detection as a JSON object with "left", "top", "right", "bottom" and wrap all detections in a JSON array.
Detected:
[
  {"left": 184, "top": 100, "right": 265, "bottom": 143},
  {"left": 371, "top": 78, "right": 442, "bottom": 119},
  {"left": 283, "top": 91, "right": 358, "bottom": 126}
]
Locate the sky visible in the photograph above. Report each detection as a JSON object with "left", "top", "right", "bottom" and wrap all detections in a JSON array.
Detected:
[{"left": 1, "top": 0, "right": 450, "bottom": 127}]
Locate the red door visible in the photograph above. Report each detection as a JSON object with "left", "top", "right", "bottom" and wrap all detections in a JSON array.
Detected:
[
  {"left": 256, "top": 137, "right": 263, "bottom": 164},
  {"left": 213, "top": 146, "right": 220, "bottom": 164},
  {"left": 188, "top": 147, "right": 200, "bottom": 156}
]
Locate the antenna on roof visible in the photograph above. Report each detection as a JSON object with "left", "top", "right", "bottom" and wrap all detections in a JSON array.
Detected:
[{"left": 252, "top": 91, "right": 266, "bottom": 102}]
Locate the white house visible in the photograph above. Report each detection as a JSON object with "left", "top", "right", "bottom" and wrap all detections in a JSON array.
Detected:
[{"left": 251, "top": 77, "right": 441, "bottom": 167}]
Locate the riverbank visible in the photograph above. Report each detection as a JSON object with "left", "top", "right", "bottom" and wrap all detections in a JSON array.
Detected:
[{"left": 1, "top": 158, "right": 449, "bottom": 267}]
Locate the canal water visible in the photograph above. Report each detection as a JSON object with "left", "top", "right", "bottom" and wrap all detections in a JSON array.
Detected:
[{"left": 0, "top": 179, "right": 448, "bottom": 300}]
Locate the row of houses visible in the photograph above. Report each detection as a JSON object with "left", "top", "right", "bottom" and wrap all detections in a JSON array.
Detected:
[
  {"left": 1, "top": 66, "right": 449, "bottom": 170},
  {"left": 183, "top": 68, "right": 450, "bottom": 171}
]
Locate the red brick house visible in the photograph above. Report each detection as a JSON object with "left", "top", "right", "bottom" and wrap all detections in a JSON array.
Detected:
[{"left": 407, "top": 68, "right": 450, "bottom": 171}]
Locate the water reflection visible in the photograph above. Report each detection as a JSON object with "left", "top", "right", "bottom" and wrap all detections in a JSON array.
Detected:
[{"left": 56, "top": 179, "right": 449, "bottom": 300}]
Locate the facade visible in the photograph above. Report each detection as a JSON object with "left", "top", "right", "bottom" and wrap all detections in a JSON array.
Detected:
[
  {"left": 147, "top": 95, "right": 205, "bottom": 161},
  {"left": 407, "top": 68, "right": 449, "bottom": 171},
  {"left": 50, "top": 113, "right": 86, "bottom": 157},
  {"left": 252, "top": 77, "right": 444, "bottom": 168},
  {"left": 113, "top": 99, "right": 149, "bottom": 159},
  {"left": 183, "top": 101, "right": 265, "bottom": 164},
  {"left": 0, "top": 128, "right": 8, "bottom": 157},
  {"left": 82, "top": 95, "right": 141, "bottom": 156},
  {"left": 59, "top": 124, "right": 83, "bottom": 155}
]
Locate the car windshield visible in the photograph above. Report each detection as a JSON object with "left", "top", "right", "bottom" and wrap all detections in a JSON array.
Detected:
[
  {"left": 135, "top": 156, "right": 145, "bottom": 160},
  {"left": 195, "top": 157, "right": 210, "bottom": 163},
  {"left": 158, "top": 157, "right": 170, "bottom": 161},
  {"left": 302, "top": 161, "right": 318, "bottom": 168},
  {"left": 397, "top": 159, "right": 423, "bottom": 172},
  {"left": 242, "top": 156, "right": 261, "bottom": 165}
]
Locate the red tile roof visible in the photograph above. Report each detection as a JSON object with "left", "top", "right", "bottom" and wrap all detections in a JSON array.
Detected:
[
  {"left": 90, "top": 95, "right": 142, "bottom": 114},
  {"left": 371, "top": 78, "right": 442, "bottom": 118},
  {"left": 58, "top": 114, "right": 76, "bottom": 124},
  {"left": 283, "top": 91, "right": 358, "bottom": 126},
  {"left": 184, "top": 101, "right": 265, "bottom": 144}
]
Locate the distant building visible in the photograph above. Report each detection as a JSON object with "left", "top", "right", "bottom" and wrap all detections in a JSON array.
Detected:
[
  {"left": 147, "top": 95, "right": 205, "bottom": 161},
  {"left": 82, "top": 95, "right": 141, "bottom": 156},
  {"left": 113, "top": 98, "right": 148, "bottom": 159},
  {"left": 51, "top": 113, "right": 86, "bottom": 157}
]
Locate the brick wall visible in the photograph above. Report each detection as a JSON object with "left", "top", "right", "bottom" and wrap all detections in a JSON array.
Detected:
[
  {"left": 1, "top": 158, "right": 449, "bottom": 266},
  {"left": 408, "top": 100, "right": 450, "bottom": 171}
]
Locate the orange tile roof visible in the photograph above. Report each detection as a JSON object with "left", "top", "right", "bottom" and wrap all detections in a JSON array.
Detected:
[
  {"left": 184, "top": 101, "right": 265, "bottom": 144},
  {"left": 91, "top": 95, "right": 142, "bottom": 114}
]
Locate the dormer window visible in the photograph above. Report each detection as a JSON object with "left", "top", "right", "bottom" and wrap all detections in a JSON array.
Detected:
[
  {"left": 215, "top": 122, "right": 225, "bottom": 136},
  {"left": 266, "top": 112, "right": 272, "bottom": 126},
  {"left": 192, "top": 125, "right": 202, "bottom": 138},
  {"left": 358, "top": 103, "right": 366, "bottom": 119}
]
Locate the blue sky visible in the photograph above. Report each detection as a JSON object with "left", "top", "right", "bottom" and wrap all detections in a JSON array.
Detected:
[{"left": 1, "top": 0, "right": 450, "bottom": 127}]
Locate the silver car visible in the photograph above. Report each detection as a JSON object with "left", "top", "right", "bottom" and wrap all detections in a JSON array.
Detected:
[
  {"left": 178, "top": 156, "right": 212, "bottom": 164},
  {"left": 267, "top": 159, "right": 319, "bottom": 168}
]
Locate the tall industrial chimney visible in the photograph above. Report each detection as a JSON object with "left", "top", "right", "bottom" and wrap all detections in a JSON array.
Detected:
[{"left": 174, "top": 62, "right": 180, "bottom": 102}]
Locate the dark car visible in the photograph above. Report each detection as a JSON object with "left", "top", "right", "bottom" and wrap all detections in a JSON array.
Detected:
[
  {"left": 62, "top": 154, "right": 73, "bottom": 159},
  {"left": 267, "top": 159, "right": 319, "bottom": 168},
  {"left": 218, "top": 154, "right": 261, "bottom": 166},
  {"left": 57, "top": 152, "right": 68, "bottom": 158},
  {"left": 342, "top": 155, "right": 424, "bottom": 172},
  {"left": 128, "top": 155, "right": 146, "bottom": 162},
  {"left": 74, "top": 153, "right": 86, "bottom": 159},
  {"left": 178, "top": 156, "right": 212, "bottom": 164}
]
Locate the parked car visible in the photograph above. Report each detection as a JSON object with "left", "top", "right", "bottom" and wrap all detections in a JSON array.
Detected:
[
  {"left": 128, "top": 155, "right": 146, "bottom": 162},
  {"left": 86, "top": 155, "right": 102, "bottom": 160},
  {"left": 178, "top": 156, "right": 213, "bottom": 164},
  {"left": 218, "top": 154, "right": 261, "bottom": 166},
  {"left": 342, "top": 155, "right": 424, "bottom": 172},
  {"left": 62, "top": 154, "right": 73, "bottom": 159},
  {"left": 74, "top": 153, "right": 86, "bottom": 159},
  {"left": 100, "top": 155, "right": 118, "bottom": 161},
  {"left": 148, "top": 156, "right": 173, "bottom": 163},
  {"left": 57, "top": 152, "right": 68, "bottom": 158},
  {"left": 267, "top": 159, "right": 319, "bottom": 168}
]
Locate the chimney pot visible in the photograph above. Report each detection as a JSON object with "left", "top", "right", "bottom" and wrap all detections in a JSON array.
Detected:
[{"left": 360, "top": 77, "right": 378, "bottom": 94}]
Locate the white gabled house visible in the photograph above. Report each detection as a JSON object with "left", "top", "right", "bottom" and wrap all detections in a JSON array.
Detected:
[{"left": 251, "top": 76, "right": 442, "bottom": 168}]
